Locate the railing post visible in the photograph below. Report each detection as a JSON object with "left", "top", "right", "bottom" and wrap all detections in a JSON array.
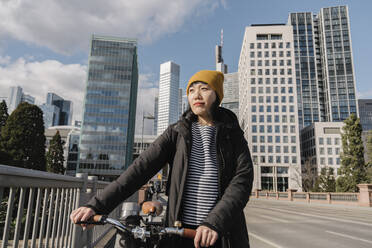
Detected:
[
  {"left": 306, "top": 193, "right": 310, "bottom": 203},
  {"left": 287, "top": 189, "right": 296, "bottom": 201},
  {"left": 357, "top": 184, "right": 372, "bottom": 207},
  {"left": 87, "top": 176, "right": 98, "bottom": 199},
  {"left": 255, "top": 189, "right": 260, "bottom": 199},
  {"left": 85, "top": 176, "right": 98, "bottom": 245},
  {"left": 327, "top": 193, "right": 331, "bottom": 204},
  {"left": 72, "top": 173, "right": 89, "bottom": 248}
]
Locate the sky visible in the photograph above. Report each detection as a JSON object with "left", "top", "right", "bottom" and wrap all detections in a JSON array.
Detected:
[{"left": 0, "top": 0, "right": 371, "bottom": 134}]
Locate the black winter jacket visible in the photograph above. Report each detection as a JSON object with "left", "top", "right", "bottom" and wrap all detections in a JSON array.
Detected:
[{"left": 86, "top": 107, "right": 254, "bottom": 247}]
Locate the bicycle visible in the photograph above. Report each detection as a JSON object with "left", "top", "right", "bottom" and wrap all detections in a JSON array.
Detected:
[{"left": 76, "top": 200, "right": 196, "bottom": 248}]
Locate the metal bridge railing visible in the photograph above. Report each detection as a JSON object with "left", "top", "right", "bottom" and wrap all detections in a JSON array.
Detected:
[{"left": 0, "top": 164, "right": 121, "bottom": 248}]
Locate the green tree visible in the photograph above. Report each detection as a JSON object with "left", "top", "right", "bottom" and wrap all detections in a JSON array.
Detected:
[
  {"left": 314, "top": 167, "right": 336, "bottom": 192},
  {"left": 336, "top": 114, "right": 367, "bottom": 192},
  {"left": 46, "top": 131, "right": 65, "bottom": 174},
  {"left": 366, "top": 130, "right": 372, "bottom": 164},
  {"left": 302, "top": 159, "right": 318, "bottom": 192},
  {"left": 0, "top": 100, "right": 9, "bottom": 136},
  {"left": 365, "top": 130, "right": 372, "bottom": 183},
  {"left": 0, "top": 102, "right": 46, "bottom": 171}
]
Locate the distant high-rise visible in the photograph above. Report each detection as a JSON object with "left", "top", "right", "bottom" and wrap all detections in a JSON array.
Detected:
[
  {"left": 221, "top": 73, "right": 239, "bottom": 118},
  {"left": 78, "top": 35, "right": 138, "bottom": 181},
  {"left": 157, "top": 61, "right": 180, "bottom": 136},
  {"left": 358, "top": 99, "right": 372, "bottom": 131},
  {"left": 39, "top": 104, "right": 60, "bottom": 128},
  {"left": 238, "top": 24, "right": 302, "bottom": 191},
  {"left": 153, "top": 95, "right": 158, "bottom": 136},
  {"left": 40, "top": 92, "right": 73, "bottom": 128},
  {"left": 178, "top": 88, "right": 183, "bottom": 117},
  {"left": 46, "top": 93, "right": 73, "bottom": 126},
  {"left": 288, "top": 6, "right": 358, "bottom": 129},
  {"left": 8, "top": 86, "right": 23, "bottom": 113},
  {"left": 7, "top": 86, "right": 35, "bottom": 113},
  {"left": 215, "top": 32, "right": 239, "bottom": 117}
]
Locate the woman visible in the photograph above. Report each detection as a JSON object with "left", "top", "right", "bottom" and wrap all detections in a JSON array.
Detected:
[{"left": 71, "top": 70, "right": 254, "bottom": 247}]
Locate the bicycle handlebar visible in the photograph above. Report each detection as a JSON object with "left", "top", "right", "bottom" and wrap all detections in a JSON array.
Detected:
[{"left": 75, "top": 215, "right": 196, "bottom": 240}]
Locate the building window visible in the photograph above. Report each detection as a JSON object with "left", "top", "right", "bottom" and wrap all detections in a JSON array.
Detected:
[
  {"left": 275, "top": 136, "right": 281, "bottom": 143},
  {"left": 320, "top": 157, "right": 325, "bottom": 165},
  {"left": 260, "top": 146, "right": 265, "bottom": 153},
  {"left": 319, "top": 137, "right": 324, "bottom": 145},
  {"left": 252, "top": 136, "right": 257, "bottom": 143},
  {"left": 252, "top": 115, "right": 257, "bottom": 122},
  {"left": 328, "top": 148, "right": 332, "bottom": 155},
  {"left": 291, "top": 146, "right": 296, "bottom": 153},
  {"left": 328, "top": 158, "right": 333, "bottom": 165},
  {"left": 250, "top": 43, "right": 255, "bottom": 49},
  {"left": 252, "top": 105, "right": 256, "bottom": 112},
  {"left": 320, "top": 147, "right": 324, "bottom": 155},
  {"left": 327, "top": 137, "right": 332, "bottom": 145}
]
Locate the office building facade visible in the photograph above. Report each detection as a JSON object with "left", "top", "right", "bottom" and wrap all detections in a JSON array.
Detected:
[
  {"left": 157, "top": 61, "right": 180, "bottom": 136},
  {"left": 221, "top": 72, "right": 239, "bottom": 118},
  {"left": 78, "top": 35, "right": 138, "bottom": 181},
  {"left": 300, "top": 122, "right": 344, "bottom": 176},
  {"left": 153, "top": 95, "right": 158, "bottom": 136},
  {"left": 7, "top": 86, "right": 35, "bottom": 113},
  {"left": 288, "top": 6, "right": 358, "bottom": 129},
  {"left": 239, "top": 24, "right": 302, "bottom": 191},
  {"left": 358, "top": 99, "right": 372, "bottom": 131},
  {"left": 46, "top": 93, "right": 73, "bottom": 126}
]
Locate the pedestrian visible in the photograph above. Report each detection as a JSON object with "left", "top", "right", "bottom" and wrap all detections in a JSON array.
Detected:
[{"left": 70, "top": 70, "right": 254, "bottom": 247}]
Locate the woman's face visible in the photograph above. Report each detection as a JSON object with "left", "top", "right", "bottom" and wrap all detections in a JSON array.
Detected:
[{"left": 188, "top": 82, "right": 217, "bottom": 118}]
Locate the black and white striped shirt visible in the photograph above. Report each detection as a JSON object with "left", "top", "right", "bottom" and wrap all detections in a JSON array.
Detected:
[{"left": 182, "top": 122, "right": 219, "bottom": 226}]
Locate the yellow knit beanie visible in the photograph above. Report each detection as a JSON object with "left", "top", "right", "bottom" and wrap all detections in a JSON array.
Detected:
[{"left": 186, "top": 70, "right": 224, "bottom": 104}]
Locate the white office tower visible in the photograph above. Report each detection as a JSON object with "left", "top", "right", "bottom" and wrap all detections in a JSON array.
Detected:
[
  {"left": 153, "top": 95, "right": 158, "bottom": 136},
  {"left": 7, "top": 86, "right": 23, "bottom": 113},
  {"left": 239, "top": 24, "right": 302, "bottom": 191},
  {"left": 157, "top": 61, "right": 180, "bottom": 136}
]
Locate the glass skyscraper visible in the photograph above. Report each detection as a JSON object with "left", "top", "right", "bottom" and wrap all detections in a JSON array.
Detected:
[
  {"left": 289, "top": 6, "right": 358, "bottom": 129},
  {"left": 78, "top": 35, "right": 138, "bottom": 181}
]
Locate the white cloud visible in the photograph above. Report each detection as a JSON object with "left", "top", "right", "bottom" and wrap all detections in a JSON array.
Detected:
[
  {"left": 0, "top": 0, "right": 225, "bottom": 54},
  {"left": 135, "top": 74, "right": 159, "bottom": 135},
  {"left": 0, "top": 57, "right": 159, "bottom": 133},
  {"left": 0, "top": 57, "right": 87, "bottom": 123}
]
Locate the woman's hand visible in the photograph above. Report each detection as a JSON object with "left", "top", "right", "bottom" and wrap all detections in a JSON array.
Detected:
[
  {"left": 70, "top": 207, "right": 96, "bottom": 230},
  {"left": 194, "top": 225, "right": 218, "bottom": 248}
]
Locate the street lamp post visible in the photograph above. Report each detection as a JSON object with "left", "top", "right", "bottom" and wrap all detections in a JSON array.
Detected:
[{"left": 141, "top": 111, "right": 155, "bottom": 153}]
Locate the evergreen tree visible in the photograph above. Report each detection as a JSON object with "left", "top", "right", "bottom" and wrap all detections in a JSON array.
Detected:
[
  {"left": 336, "top": 114, "right": 367, "bottom": 192},
  {"left": 46, "top": 131, "right": 65, "bottom": 174},
  {"left": 0, "top": 102, "right": 46, "bottom": 171},
  {"left": 314, "top": 167, "right": 336, "bottom": 192},
  {"left": 366, "top": 130, "right": 372, "bottom": 164},
  {"left": 0, "top": 100, "right": 9, "bottom": 132},
  {"left": 366, "top": 130, "right": 372, "bottom": 183}
]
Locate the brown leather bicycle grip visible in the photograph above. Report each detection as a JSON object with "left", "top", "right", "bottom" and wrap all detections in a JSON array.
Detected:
[
  {"left": 92, "top": 215, "right": 103, "bottom": 222},
  {"left": 183, "top": 228, "right": 196, "bottom": 239}
]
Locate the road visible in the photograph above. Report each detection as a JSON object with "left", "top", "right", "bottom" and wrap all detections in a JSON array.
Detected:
[{"left": 245, "top": 198, "right": 372, "bottom": 248}]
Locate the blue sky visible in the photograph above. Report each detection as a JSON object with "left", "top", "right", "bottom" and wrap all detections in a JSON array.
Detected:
[{"left": 0, "top": 0, "right": 371, "bottom": 133}]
